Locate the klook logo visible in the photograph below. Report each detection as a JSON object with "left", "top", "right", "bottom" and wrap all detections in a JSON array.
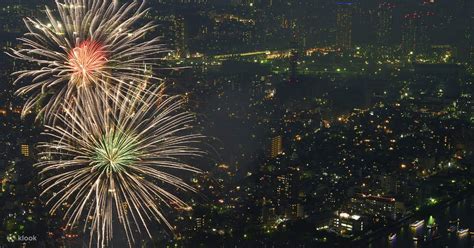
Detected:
[
  {"left": 17, "top": 235, "right": 37, "bottom": 242},
  {"left": 6, "top": 235, "right": 37, "bottom": 243}
]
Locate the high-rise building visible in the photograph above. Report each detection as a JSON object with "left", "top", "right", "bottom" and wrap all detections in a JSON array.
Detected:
[
  {"left": 173, "top": 16, "right": 188, "bottom": 58},
  {"left": 290, "top": 203, "right": 304, "bottom": 219},
  {"left": 336, "top": 2, "right": 353, "bottom": 50},
  {"left": 194, "top": 217, "right": 205, "bottom": 231},
  {"left": 402, "top": 11, "right": 432, "bottom": 53},
  {"left": 376, "top": 2, "right": 395, "bottom": 46},
  {"left": 270, "top": 136, "right": 283, "bottom": 158},
  {"left": 348, "top": 194, "right": 401, "bottom": 221},
  {"left": 20, "top": 144, "right": 30, "bottom": 157},
  {"left": 276, "top": 175, "right": 291, "bottom": 200},
  {"left": 460, "top": 0, "right": 474, "bottom": 61},
  {"left": 331, "top": 212, "right": 364, "bottom": 235}
]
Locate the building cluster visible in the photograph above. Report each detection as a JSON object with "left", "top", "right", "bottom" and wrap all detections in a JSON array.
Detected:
[
  {"left": 142, "top": 0, "right": 474, "bottom": 64},
  {"left": 0, "top": 0, "right": 472, "bottom": 247}
]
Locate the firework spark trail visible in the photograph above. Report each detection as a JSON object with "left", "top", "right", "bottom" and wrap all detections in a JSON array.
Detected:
[
  {"left": 8, "top": 0, "right": 168, "bottom": 122},
  {"left": 36, "top": 84, "right": 204, "bottom": 247}
]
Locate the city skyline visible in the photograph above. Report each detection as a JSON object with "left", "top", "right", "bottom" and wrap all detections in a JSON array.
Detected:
[{"left": 0, "top": 0, "right": 473, "bottom": 247}]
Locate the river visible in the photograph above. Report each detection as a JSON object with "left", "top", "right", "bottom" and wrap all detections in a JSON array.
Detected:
[{"left": 367, "top": 195, "right": 474, "bottom": 248}]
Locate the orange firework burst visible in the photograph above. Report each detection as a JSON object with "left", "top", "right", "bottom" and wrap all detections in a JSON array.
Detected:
[
  {"left": 68, "top": 40, "right": 107, "bottom": 86},
  {"left": 8, "top": 0, "right": 168, "bottom": 122}
]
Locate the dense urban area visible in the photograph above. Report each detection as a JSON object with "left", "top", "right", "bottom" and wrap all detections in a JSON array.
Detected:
[{"left": 0, "top": 0, "right": 473, "bottom": 247}]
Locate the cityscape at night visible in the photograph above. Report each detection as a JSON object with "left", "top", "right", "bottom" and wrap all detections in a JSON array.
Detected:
[{"left": 0, "top": 0, "right": 473, "bottom": 247}]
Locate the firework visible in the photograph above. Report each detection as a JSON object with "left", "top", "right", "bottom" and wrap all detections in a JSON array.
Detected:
[
  {"left": 36, "top": 84, "right": 203, "bottom": 247},
  {"left": 8, "top": 0, "right": 167, "bottom": 121}
]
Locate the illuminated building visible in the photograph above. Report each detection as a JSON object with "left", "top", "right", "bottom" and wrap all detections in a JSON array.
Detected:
[
  {"left": 336, "top": 2, "right": 353, "bottom": 50},
  {"left": 332, "top": 212, "right": 364, "bottom": 235},
  {"left": 290, "top": 203, "right": 304, "bottom": 219},
  {"left": 194, "top": 217, "right": 205, "bottom": 231},
  {"left": 270, "top": 135, "right": 283, "bottom": 158},
  {"left": 348, "top": 194, "right": 402, "bottom": 221},
  {"left": 20, "top": 144, "right": 30, "bottom": 157},
  {"left": 276, "top": 175, "right": 290, "bottom": 201},
  {"left": 460, "top": 0, "right": 474, "bottom": 61},
  {"left": 402, "top": 11, "right": 432, "bottom": 52},
  {"left": 173, "top": 16, "right": 188, "bottom": 58},
  {"left": 376, "top": 2, "right": 394, "bottom": 46}
]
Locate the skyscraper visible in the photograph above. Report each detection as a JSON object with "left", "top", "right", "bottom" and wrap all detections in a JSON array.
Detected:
[
  {"left": 336, "top": 2, "right": 353, "bottom": 50},
  {"left": 401, "top": 12, "right": 431, "bottom": 53},
  {"left": 461, "top": 0, "right": 473, "bottom": 61},
  {"left": 270, "top": 136, "right": 283, "bottom": 158},
  {"left": 173, "top": 16, "right": 188, "bottom": 58},
  {"left": 20, "top": 144, "right": 30, "bottom": 157},
  {"left": 376, "top": 2, "right": 394, "bottom": 46}
]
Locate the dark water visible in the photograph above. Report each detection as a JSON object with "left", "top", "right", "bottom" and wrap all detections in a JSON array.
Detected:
[{"left": 368, "top": 195, "right": 474, "bottom": 248}]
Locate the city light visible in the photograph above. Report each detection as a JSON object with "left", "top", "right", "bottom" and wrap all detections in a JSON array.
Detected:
[{"left": 0, "top": 0, "right": 472, "bottom": 246}]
